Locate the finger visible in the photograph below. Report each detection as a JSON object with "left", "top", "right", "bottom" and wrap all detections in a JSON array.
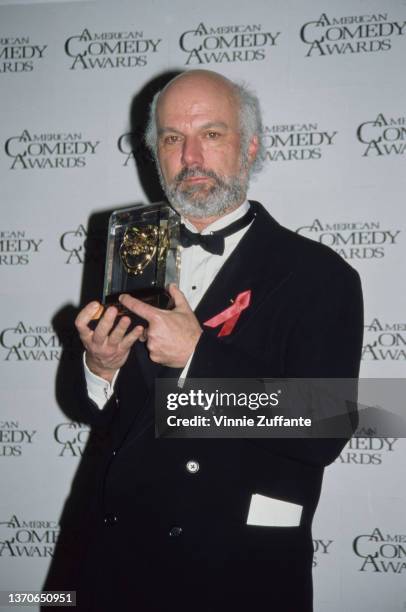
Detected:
[
  {"left": 119, "top": 294, "right": 161, "bottom": 322},
  {"left": 120, "top": 325, "right": 146, "bottom": 350},
  {"left": 107, "top": 316, "right": 131, "bottom": 346},
  {"left": 168, "top": 283, "right": 190, "bottom": 310},
  {"left": 75, "top": 301, "right": 100, "bottom": 343},
  {"left": 75, "top": 301, "right": 101, "bottom": 331},
  {"left": 91, "top": 304, "right": 105, "bottom": 321},
  {"left": 92, "top": 306, "right": 118, "bottom": 346}
]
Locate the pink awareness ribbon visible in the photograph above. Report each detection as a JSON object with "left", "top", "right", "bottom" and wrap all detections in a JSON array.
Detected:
[{"left": 203, "top": 290, "right": 252, "bottom": 337}]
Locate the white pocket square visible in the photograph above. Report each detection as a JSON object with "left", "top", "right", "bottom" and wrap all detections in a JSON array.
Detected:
[{"left": 246, "top": 493, "right": 303, "bottom": 527}]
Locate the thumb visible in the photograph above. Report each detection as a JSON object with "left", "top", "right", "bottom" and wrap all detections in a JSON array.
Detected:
[{"left": 168, "top": 283, "right": 190, "bottom": 310}]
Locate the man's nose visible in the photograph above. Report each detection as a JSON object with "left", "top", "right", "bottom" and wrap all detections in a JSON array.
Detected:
[{"left": 181, "top": 136, "right": 204, "bottom": 167}]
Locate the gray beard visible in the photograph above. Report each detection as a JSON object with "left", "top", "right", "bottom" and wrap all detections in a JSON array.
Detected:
[{"left": 157, "top": 165, "right": 249, "bottom": 219}]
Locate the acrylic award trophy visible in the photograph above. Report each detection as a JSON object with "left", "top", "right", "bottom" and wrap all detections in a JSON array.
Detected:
[{"left": 97, "top": 202, "right": 181, "bottom": 318}]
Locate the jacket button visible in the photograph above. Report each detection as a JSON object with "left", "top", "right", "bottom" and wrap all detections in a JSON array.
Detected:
[
  {"left": 169, "top": 526, "right": 183, "bottom": 537},
  {"left": 104, "top": 513, "right": 118, "bottom": 526},
  {"left": 186, "top": 460, "right": 200, "bottom": 474}
]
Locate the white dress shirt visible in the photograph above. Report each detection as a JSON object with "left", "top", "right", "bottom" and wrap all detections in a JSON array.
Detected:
[{"left": 85, "top": 200, "right": 253, "bottom": 409}]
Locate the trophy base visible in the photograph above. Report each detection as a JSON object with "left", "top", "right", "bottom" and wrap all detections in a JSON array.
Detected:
[{"left": 104, "top": 287, "right": 174, "bottom": 316}]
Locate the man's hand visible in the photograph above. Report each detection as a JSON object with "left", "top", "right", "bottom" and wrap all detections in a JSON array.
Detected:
[
  {"left": 119, "top": 284, "right": 202, "bottom": 368},
  {"left": 75, "top": 302, "right": 144, "bottom": 383}
]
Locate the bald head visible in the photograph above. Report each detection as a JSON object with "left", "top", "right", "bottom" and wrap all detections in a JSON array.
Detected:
[
  {"left": 158, "top": 70, "right": 239, "bottom": 113},
  {"left": 162, "top": 69, "right": 236, "bottom": 89}
]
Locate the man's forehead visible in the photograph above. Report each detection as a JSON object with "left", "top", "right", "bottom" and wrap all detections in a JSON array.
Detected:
[
  {"left": 159, "top": 71, "right": 237, "bottom": 104},
  {"left": 156, "top": 82, "right": 239, "bottom": 128}
]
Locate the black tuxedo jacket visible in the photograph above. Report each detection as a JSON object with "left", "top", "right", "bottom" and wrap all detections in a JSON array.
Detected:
[{"left": 47, "top": 201, "right": 363, "bottom": 612}]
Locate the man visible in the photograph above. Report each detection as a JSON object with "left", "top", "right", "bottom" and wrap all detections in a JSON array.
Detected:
[{"left": 60, "top": 70, "right": 363, "bottom": 611}]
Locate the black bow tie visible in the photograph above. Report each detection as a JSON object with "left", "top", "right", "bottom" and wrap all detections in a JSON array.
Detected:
[{"left": 179, "top": 206, "right": 255, "bottom": 255}]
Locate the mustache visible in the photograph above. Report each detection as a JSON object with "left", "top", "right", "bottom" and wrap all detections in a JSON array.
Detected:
[{"left": 174, "top": 167, "right": 225, "bottom": 187}]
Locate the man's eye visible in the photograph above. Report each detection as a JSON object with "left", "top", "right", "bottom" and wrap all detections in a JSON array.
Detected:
[
  {"left": 164, "top": 135, "right": 181, "bottom": 144},
  {"left": 206, "top": 131, "right": 220, "bottom": 139}
]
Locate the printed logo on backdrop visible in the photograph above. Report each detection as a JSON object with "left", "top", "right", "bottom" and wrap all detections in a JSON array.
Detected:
[
  {"left": 295, "top": 219, "right": 401, "bottom": 260},
  {"left": 0, "top": 322, "right": 61, "bottom": 361},
  {"left": 357, "top": 113, "right": 406, "bottom": 157},
  {"left": 0, "top": 231, "right": 43, "bottom": 266},
  {"left": 312, "top": 538, "right": 334, "bottom": 568},
  {"left": 4, "top": 129, "right": 100, "bottom": 170},
  {"left": 179, "top": 22, "right": 280, "bottom": 65},
  {"left": 117, "top": 129, "right": 150, "bottom": 167},
  {"left": 64, "top": 28, "right": 162, "bottom": 70},
  {"left": 300, "top": 13, "right": 406, "bottom": 57},
  {"left": 0, "top": 515, "right": 58, "bottom": 557},
  {"left": 0, "top": 421, "right": 36, "bottom": 457},
  {"left": 262, "top": 123, "right": 337, "bottom": 162},
  {"left": 338, "top": 437, "right": 399, "bottom": 465},
  {"left": 353, "top": 528, "right": 406, "bottom": 573},
  {"left": 54, "top": 422, "right": 90, "bottom": 457},
  {"left": 0, "top": 36, "right": 47, "bottom": 74},
  {"left": 363, "top": 318, "right": 406, "bottom": 361},
  {"left": 60, "top": 224, "right": 105, "bottom": 264}
]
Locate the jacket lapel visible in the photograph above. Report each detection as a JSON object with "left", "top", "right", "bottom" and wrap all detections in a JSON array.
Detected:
[{"left": 194, "top": 201, "right": 294, "bottom": 337}]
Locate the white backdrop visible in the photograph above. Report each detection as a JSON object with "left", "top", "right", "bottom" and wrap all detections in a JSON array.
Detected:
[{"left": 1, "top": 1, "right": 405, "bottom": 610}]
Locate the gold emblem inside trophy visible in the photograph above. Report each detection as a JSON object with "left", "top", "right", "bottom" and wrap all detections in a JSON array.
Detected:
[
  {"left": 119, "top": 225, "right": 169, "bottom": 278},
  {"left": 93, "top": 202, "right": 180, "bottom": 320}
]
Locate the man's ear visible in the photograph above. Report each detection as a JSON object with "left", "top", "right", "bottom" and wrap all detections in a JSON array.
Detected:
[{"left": 247, "top": 135, "right": 259, "bottom": 166}]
